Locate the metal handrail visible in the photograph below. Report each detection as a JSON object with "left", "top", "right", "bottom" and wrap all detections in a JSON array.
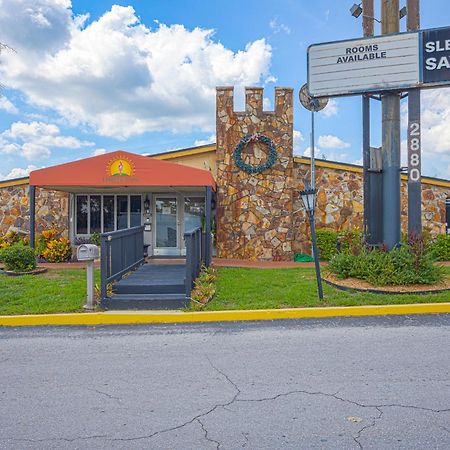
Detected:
[
  {"left": 100, "top": 225, "right": 145, "bottom": 303},
  {"left": 184, "top": 227, "right": 203, "bottom": 298}
]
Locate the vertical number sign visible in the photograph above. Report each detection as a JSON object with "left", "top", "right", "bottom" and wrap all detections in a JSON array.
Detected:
[{"left": 407, "top": 89, "right": 421, "bottom": 235}]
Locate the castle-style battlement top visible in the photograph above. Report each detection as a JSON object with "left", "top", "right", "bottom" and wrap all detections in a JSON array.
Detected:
[{"left": 216, "top": 86, "right": 293, "bottom": 117}]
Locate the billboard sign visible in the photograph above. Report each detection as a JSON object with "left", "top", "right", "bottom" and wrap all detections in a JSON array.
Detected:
[
  {"left": 422, "top": 27, "right": 450, "bottom": 86},
  {"left": 308, "top": 33, "right": 420, "bottom": 97},
  {"left": 308, "top": 26, "right": 450, "bottom": 98}
]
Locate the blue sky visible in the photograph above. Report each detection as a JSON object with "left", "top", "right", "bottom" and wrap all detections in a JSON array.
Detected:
[{"left": 1, "top": 0, "right": 450, "bottom": 180}]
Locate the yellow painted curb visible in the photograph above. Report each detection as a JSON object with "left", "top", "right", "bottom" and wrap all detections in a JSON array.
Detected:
[{"left": 1, "top": 303, "right": 450, "bottom": 327}]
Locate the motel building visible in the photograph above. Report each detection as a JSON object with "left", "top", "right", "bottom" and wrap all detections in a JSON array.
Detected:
[{"left": 0, "top": 88, "right": 449, "bottom": 267}]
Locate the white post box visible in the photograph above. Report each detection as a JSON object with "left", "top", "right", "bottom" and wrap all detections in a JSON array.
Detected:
[
  {"left": 77, "top": 244, "right": 99, "bottom": 311},
  {"left": 77, "top": 244, "right": 99, "bottom": 261}
]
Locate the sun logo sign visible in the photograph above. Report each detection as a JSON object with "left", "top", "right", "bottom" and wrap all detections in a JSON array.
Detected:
[{"left": 107, "top": 157, "right": 135, "bottom": 177}]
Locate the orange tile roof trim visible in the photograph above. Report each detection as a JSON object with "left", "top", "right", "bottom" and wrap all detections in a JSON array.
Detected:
[{"left": 29, "top": 150, "right": 216, "bottom": 189}]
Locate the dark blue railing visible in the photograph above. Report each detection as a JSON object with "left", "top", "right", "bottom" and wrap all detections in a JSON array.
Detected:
[
  {"left": 100, "top": 226, "right": 145, "bottom": 304},
  {"left": 184, "top": 227, "right": 203, "bottom": 298}
]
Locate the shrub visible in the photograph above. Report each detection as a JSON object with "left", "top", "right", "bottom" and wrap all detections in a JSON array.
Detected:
[
  {"left": 190, "top": 265, "right": 217, "bottom": 309},
  {"left": 315, "top": 228, "right": 365, "bottom": 261},
  {"left": 42, "top": 237, "right": 72, "bottom": 263},
  {"left": 328, "top": 244, "right": 443, "bottom": 286},
  {"left": 90, "top": 232, "right": 101, "bottom": 246},
  {"left": 428, "top": 234, "right": 450, "bottom": 262},
  {"left": 0, "top": 230, "right": 28, "bottom": 250},
  {"left": 316, "top": 229, "right": 338, "bottom": 261},
  {"left": 0, "top": 244, "right": 36, "bottom": 272}
]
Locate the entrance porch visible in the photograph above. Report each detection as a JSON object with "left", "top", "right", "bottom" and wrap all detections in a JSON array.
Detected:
[{"left": 28, "top": 151, "right": 215, "bottom": 309}]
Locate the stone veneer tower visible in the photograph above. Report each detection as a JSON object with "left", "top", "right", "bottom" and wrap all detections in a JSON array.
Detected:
[{"left": 216, "top": 86, "right": 294, "bottom": 261}]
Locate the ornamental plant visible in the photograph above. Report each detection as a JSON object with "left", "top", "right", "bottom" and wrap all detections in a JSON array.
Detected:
[
  {"left": 190, "top": 265, "right": 218, "bottom": 309},
  {"left": 328, "top": 244, "right": 443, "bottom": 286},
  {"left": 0, "top": 243, "right": 36, "bottom": 272},
  {"left": 428, "top": 234, "right": 450, "bottom": 262},
  {"left": 42, "top": 237, "right": 72, "bottom": 263},
  {"left": 0, "top": 230, "right": 27, "bottom": 249}
]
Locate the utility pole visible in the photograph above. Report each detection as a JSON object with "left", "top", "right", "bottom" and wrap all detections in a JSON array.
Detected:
[
  {"left": 362, "top": 0, "right": 383, "bottom": 246},
  {"left": 407, "top": 0, "right": 422, "bottom": 236},
  {"left": 381, "top": 0, "right": 401, "bottom": 250}
]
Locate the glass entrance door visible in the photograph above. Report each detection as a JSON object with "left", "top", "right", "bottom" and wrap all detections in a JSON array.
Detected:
[{"left": 154, "top": 197, "right": 179, "bottom": 255}]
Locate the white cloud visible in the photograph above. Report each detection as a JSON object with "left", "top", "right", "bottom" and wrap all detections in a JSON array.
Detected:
[
  {"left": 0, "top": 1, "right": 273, "bottom": 139},
  {"left": 0, "top": 96, "right": 18, "bottom": 114},
  {"left": 0, "top": 165, "right": 39, "bottom": 180},
  {"left": 269, "top": 19, "right": 291, "bottom": 35},
  {"left": 194, "top": 134, "right": 215, "bottom": 146},
  {"left": 263, "top": 97, "right": 272, "bottom": 110},
  {"left": 302, "top": 146, "right": 348, "bottom": 163},
  {"left": 319, "top": 98, "right": 338, "bottom": 118},
  {"left": 92, "top": 148, "right": 107, "bottom": 156},
  {"left": 1, "top": 120, "right": 94, "bottom": 160},
  {"left": 318, "top": 134, "right": 350, "bottom": 149},
  {"left": 401, "top": 88, "right": 450, "bottom": 179},
  {"left": 293, "top": 129, "right": 304, "bottom": 155}
]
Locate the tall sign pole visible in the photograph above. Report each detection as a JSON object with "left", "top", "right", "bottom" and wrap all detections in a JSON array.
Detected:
[
  {"left": 362, "top": 0, "right": 380, "bottom": 245},
  {"left": 381, "top": 0, "right": 401, "bottom": 250},
  {"left": 407, "top": 0, "right": 422, "bottom": 236}
]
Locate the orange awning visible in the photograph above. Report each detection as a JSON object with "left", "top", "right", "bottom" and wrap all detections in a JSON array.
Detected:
[{"left": 29, "top": 150, "right": 216, "bottom": 189}]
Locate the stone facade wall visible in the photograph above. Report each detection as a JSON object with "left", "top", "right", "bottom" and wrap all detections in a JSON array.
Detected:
[
  {"left": 0, "top": 184, "right": 69, "bottom": 237},
  {"left": 216, "top": 87, "right": 294, "bottom": 260},
  {"left": 292, "top": 161, "right": 450, "bottom": 254}
]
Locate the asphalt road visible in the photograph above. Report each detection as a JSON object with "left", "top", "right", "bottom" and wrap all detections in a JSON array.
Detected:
[{"left": 1, "top": 315, "right": 450, "bottom": 450}]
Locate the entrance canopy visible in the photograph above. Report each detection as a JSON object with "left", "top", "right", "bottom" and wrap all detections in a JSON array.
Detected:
[{"left": 29, "top": 150, "right": 216, "bottom": 190}]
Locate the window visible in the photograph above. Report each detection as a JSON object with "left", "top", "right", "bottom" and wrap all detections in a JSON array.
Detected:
[
  {"left": 446, "top": 198, "right": 450, "bottom": 234},
  {"left": 116, "top": 195, "right": 128, "bottom": 230},
  {"left": 184, "top": 197, "right": 205, "bottom": 232},
  {"left": 103, "top": 196, "right": 115, "bottom": 233},
  {"left": 76, "top": 195, "right": 88, "bottom": 234},
  {"left": 90, "top": 195, "right": 101, "bottom": 233},
  {"left": 75, "top": 194, "right": 141, "bottom": 235},
  {"left": 130, "top": 195, "right": 142, "bottom": 227}
]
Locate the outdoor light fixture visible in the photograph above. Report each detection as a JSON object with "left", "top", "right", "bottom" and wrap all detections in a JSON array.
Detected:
[
  {"left": 399, "top": 6, "right": 407, "bottom": 19},
  {"left": 144, "top": 196, "right": 150, "bottom": 211},
  {"left": 350, "top": 2, "right": 382, "bottom": 23},
  {"left": 350, "top": 3, "right": 363, "bottom": 18},
  {"left": 300, "top": 183, "right": 316, "bottom": 215},
  {"left": 300, "top": 180, "right": 324, "bottom": 301}
]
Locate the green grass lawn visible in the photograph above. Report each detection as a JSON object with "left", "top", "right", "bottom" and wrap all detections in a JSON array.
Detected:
[
  {"left": 203, "top": 266, "right": 450, "bottom": 311},
  {"left": 0, "top": 266, "right": 449, "bottom": 315},
  {"left": 0, "top": 269, "right": 100, "bottom": 315}
]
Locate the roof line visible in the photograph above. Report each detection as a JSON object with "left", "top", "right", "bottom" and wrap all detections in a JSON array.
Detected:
[
  {"left": 0, "top": 177, "right": 30, "bottom": 188},
  {"left": 294, "top": 156, "right": 450, "bottom": 187},
  {"left": 151, "top": 144, "right": 216, "bottom": 160}
]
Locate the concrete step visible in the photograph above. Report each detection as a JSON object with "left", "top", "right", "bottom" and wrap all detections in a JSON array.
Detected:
[
  {"left": 103, "top": 293, "right": 189, "bottom": 310},
  {"left": 113, "top": 282, "right": 185, "bottom": 295}
]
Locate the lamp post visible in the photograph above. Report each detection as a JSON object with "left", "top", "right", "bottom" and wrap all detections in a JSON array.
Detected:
[{"left": 300, "top": 180, "right": 324, "bottom": 301}]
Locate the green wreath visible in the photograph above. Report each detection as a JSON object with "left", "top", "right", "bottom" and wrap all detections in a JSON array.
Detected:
[{"left": 233, "top": 133, "right": 277, "bottom": 174}]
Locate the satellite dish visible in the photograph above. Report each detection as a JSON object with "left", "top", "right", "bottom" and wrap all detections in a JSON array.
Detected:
[{"left": 299, "top": 83, "right": 329, "bottom": 112}]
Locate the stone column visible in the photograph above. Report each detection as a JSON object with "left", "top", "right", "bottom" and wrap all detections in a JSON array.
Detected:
[{"left": 216, "top": 86, "right": 294, "bottom": 261}]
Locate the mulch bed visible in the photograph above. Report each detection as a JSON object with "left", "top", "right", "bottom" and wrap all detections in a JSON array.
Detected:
[{"left": 323, "top": 273, "right": 450, "bottom": 295}]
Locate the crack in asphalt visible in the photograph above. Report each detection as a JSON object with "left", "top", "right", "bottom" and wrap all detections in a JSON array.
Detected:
[
  {"left": 352, "top": 407, "right": 383, "bottom": 450},
  {"left": 85, "top": 387, "right": 121, "bottom": 402},
  {"left": 197, "top": 417, "right": 221, "bottom": 449},
  {"left": 73, "top": 358, "right": 450, "bottom": 446},
  {"left": 109, "top": 355, "right": 241, "bottom": 443}
]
